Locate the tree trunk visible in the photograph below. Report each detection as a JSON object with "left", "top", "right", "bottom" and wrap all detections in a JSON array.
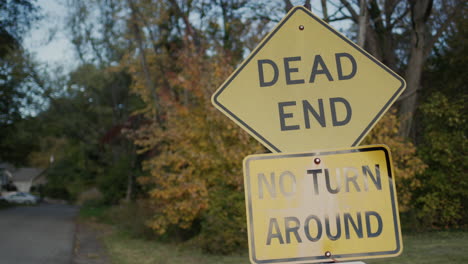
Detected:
[
  {"left": 125, "top": 170, "right": 133, "bottom": 202},
  {"left": 400, "top": 42, "right": 425, "bottom": 138},
  {"left": 125, "top": 143, "right": 136, "bottom": 202},
  {"left": 127, "top": 0, "right": 161, "bottom": 123},
  {"left": 357, "top": 0, "right": 368, "bottom": 47},
  {"left": 399, "top": 0, "right": 432, "bottom": 138}
]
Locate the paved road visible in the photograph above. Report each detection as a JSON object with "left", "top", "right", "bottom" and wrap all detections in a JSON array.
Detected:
[{"left": 0, "top": 203, "right": 78, "bottom": 264}]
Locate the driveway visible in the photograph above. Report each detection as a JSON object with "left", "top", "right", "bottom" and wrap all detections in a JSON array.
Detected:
[{"left": 0, "top": 203, "right": 78, "bottom": 264}]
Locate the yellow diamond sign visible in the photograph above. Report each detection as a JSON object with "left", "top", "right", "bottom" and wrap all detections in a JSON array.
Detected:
[
  {"left": 212, "top": 7, "right": 405, "bottom": 152},
  {"left": 243, "top": 145, "right": 402, "bottom": 263}
]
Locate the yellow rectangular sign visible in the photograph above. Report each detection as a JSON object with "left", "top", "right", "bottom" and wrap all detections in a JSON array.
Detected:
[{"left": 243, "top": 145, "right": 402, "bottom": 264}]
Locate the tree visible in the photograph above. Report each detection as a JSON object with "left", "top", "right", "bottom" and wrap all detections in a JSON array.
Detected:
[
  {"left": 413, "top": 13, "right": 467, "bottom": 228},
  {"left": 52, "top": 0, "right": 464, "bottom": 251},
  {"left": 0, "top": 0, "right": 38, "bottom": 58},
  {"left": 113, "top": 0, "right": 273, "bottom": 251},
  {"left": 30, "top": 62, "right": 141, "bottom": 202},
  {"left": 328, "top": 0, "right": 465, "bottom": 138},
  {"left": 0, "top": 0, "right": 41, "bottom": 164},
  {"left": 62, "top": 1, "right": 148, "bottom": 202}
]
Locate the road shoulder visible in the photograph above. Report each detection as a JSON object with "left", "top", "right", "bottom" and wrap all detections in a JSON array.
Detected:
[{"left": 73, "top": 219, "right": 111, "bottom": 264}]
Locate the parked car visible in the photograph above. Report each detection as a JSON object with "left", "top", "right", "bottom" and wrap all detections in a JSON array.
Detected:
[{"left": 0, "top": 192, "right": 39, "bottom": 204}]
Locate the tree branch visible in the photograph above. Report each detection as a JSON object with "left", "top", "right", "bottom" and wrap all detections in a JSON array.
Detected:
[
  {"left": 321, "top": 0, "right": 329, "bottom": 22},
  {"left": 424, "top": 4, "right": 463, "bottom": 58},
  {"left": 328, "top": 16, "right": 353, "bottom": 22},
  {"left": 168, "top": 0, "right": 200, "bottom": 48},
  {"left": 284, "top": 0, "right": 293, "bottom": 13},
  {"left": 390, "top": 7, "right": 409, "bottom": 29},
  {"left": 339, "top": 0, "right": 359, "bottom": 22}
]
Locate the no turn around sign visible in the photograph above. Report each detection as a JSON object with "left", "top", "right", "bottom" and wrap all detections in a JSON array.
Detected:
[{"left": 243, "top": 145, "right": 402, "bottom": 264}]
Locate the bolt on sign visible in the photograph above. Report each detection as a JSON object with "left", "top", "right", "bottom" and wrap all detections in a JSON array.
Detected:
[
  {"left": 243, "top": 145, "right": 402, "bottom": 264},
  {"left": 211, "top": 6, "right": 406, "bottom": 153}
]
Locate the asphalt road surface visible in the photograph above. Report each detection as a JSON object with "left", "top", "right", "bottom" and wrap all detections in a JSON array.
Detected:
[{"left": 0, "top": 203, "right": 78, "bottom": 264}]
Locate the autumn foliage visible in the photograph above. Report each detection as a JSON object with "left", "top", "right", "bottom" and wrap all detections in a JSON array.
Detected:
[
  {"left": 46, "top": 0, "right": 462, "bottom": 255},
  {"left": 123, "top": 33, "right": 431, "bottom": 251},
  {"left": 126, "top": 44, "right": 263, "bottom": 250},
  {"left": 363, "top": 109, "right": 427, "bottom": 212},
  {"left": 2, "top": 1, "right": 466, "bottom": 258}
]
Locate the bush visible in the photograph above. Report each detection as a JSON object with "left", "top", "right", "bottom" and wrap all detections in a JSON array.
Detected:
[
  {"left": 363, "top": 109, "right": 427, "bottom": 213},
  {"left": 131, "top": 50, "right": 264, "bottom": 255},
  {"left": 106, "top": 201, "right": 156, "bottom": 239},
  {"left": 97, "top": 157, "right": 132, "bottom": 205},
  {"left": 76, "top": 187, "right": 104, "bottom": 206},
  {"left": 414, "top": 92, "right": 467, "bottom": 228},
  {"left": 42, "top": 185, "right": 71, "bottom": 201},
  {"left": 199, "top": 186, "right": 247, "bottom": 254}
]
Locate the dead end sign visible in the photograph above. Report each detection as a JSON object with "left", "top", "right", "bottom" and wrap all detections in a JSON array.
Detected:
[
  {"left": 243, "top": 145, "right": 402, "bottom": 264},
  {"left": 211, "top": 6, "right": 406, "bottom": 153}
]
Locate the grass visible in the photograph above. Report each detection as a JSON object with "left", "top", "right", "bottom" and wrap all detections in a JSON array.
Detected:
[
  {"left": 103, "top": 231, "right": 247, "bottom": 264},
  {"left": 101, "top": 228, "right": 468, "bottom": 264},
  {"left": 79, "top": 204, "right": 110, "bottom": 221},
  {"left": 366, "top": 231, "right": 468, "bottom": 264},
  {"left": 79, "top": 204, "right": 468, "bottom": 263}
]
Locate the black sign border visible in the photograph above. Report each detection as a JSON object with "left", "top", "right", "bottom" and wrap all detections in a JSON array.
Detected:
[
  {"left": 244, "top": 145, "right": 402, "bottom": 263},
  {"left": 212, "top": 6, "right": 406, "bottom": 153}
]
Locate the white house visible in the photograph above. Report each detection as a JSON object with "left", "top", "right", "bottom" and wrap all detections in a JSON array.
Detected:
[
  {"left": 1, "top": 163, "right": 46, "bottom": 193},
  {"left": 11, "top": 168, "right": 45, "bottom": 193}
]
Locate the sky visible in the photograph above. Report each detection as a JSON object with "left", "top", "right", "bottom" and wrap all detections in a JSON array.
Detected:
[
  {"left": 23, "top": 0, "right": 76, "bottom": 72},
  {"left": 22, "top": 0, "right": 351, "bottom": 75}
]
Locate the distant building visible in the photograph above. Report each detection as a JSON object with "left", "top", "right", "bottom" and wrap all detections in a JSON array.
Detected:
[
  {"left": 0, "top": 163, "right": 46, "bottom": 193},
  {"left": 11, "top": 168, "right": 45, "bottom": 193}
]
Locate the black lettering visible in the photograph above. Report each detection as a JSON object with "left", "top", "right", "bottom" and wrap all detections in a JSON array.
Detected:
[
  {"left": 278, "top": 101, "right": 300, "bottom": 131},
  {"left": 325, "top": 168, "right": 341, "bottom": 194},
  {"left": 267, "top": 218, "right": 284, "bottom": 245},
  {"left": 309, "top": 55, "right": 334, "bottom": 83},
  {"left": 279, "top": 171, "right": 296, "bottom": 197},
  {"left": 258, "top": 173, "right": 276, "bottom": 199},
  {"left": 344, "top": 167, "right": 361, "bottom": 192},
  {"left": 258, "top": 59, "right": 279, "bottom": 87},
  {"left": 307, "top": 169, "right": 322, "bottom": 195},
  {"left": 362, "top": 165, "right": 382, "bottom": 191},
  {"left": 325, "top": 214, "right": 342, "bottom": 241},
  {"left": 366, "top": 211, "right": 383, "bottom": 238},
  {"left": 335, "top": 53, "right": 357, "bottom": 80},
  {"left": 285, "top": 217, "right": 302, "bottom": 243},
  {"left": 344, "top": 212, "right": 363, "bottom": 239},
  {"left": 303, "top": 99, "right": 326, "bottom": 128},
  {"left": 304, "top": 215, "right": 322, "bottom": 242},
  {"left": 284, "top": 56, "right": 304, "bottom": 85},
  {"left": 330, "top": 97, "right": 352, "bottom": 126}
]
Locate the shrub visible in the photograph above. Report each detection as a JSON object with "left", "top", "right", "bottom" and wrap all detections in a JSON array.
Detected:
[
  {"left": 363, "top": 108, "right": 427, "bottom": 213},
  {"left": 106, "top": 201, "right": 156, "bottom": 239},
  {"left": 199, "top": 185, "right": 248, "bottom": 254},
  {"left": 97, "top": 156, "right": 132, "bottom": 205},
  {"left": 127, "top": 48, "right": 265, "bottom": 254},
  {"left": 414, "top": 92, "right": 467, "bottom": 228}
]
